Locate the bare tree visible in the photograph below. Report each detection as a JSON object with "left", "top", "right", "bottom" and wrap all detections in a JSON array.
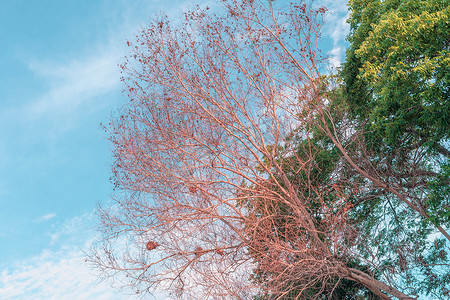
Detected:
[{"left": 89, "top": 1, "right": 423, "bottom": 299}]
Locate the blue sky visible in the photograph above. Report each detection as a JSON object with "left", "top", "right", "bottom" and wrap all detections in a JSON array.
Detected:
[{"left": 0, "top": 0, "right": 349, "bottom": 299}]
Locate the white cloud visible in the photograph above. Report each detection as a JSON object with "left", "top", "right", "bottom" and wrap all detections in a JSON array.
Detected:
[
  {"left": 0, "top": 213, "right": 139, "bottom": 300},
  {"left": 24, "top": 48, "right": 121, "bottom": 119},
  {"left": 323, "top": 0, "right": 350, "bottom": 69},
  {"left": 37, "top": 213, "right": 57, "bottom": 222},
  {"left": 14, "top": 0, "right": 214, "bottom": 126},
  {"left": 0, "top": 246, "right": 130, "bottom": 300},
  {"left": 45, "top": 213, "right": 93, "bottom": 246},
  {"left": 20, "top": 0, "right": 205, "bottom": 122},
  {"left": 0, "top": 211, "right": 173, "bottom": 300}
]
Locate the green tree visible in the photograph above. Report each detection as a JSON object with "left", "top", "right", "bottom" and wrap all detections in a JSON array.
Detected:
[
  {"left": 338, "top": 0, "right": 450, "bottom": 297},
  {"left": 343, "top": 0, "right": 449, "bottom": 161}
]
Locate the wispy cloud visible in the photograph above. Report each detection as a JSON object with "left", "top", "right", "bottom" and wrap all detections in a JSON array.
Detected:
[
  {"left": 323, "top": 0, "right": 350, "bottom": 69},
  {"left": 12, "top": 0, "right": 217, "bottom": 126},
  {"left": 24, "top": 47, "right": 122, "bottom": 120},
  {"left": 0, "top": 246, "right": 128, "bottom": 300},
  {"left": 37, "top": 213, "right": 57, "bottom": 222},
  {"left": 0, "top": 213, "right": 130, "bottom": 300},
  {"left": 0, "top": 212, "right": 170, "bottom": 300}
]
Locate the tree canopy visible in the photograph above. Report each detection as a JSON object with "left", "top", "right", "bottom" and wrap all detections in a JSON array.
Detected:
[{"left": 90, "top": 0, "right": 450, "bottom": 299}]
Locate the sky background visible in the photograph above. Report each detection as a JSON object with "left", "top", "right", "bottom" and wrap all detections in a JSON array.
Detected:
[{"left": 0, "top": 0, "right": 349, "bottom": 299}]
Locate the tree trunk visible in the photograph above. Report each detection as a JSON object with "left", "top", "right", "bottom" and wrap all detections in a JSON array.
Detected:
[{"left": 340, "top": 267, "right": 417, "bottom": 300}]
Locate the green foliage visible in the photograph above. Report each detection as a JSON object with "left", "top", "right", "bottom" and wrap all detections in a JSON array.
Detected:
[
  {"left": 340, "top": 0, "right": 450, "bottom": 297},
  {"left": 428, "top": 162, "right": 450, "bottom": 225},
  {"left": 343, "top": 0, "right": 450, "bottom": 151}
]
